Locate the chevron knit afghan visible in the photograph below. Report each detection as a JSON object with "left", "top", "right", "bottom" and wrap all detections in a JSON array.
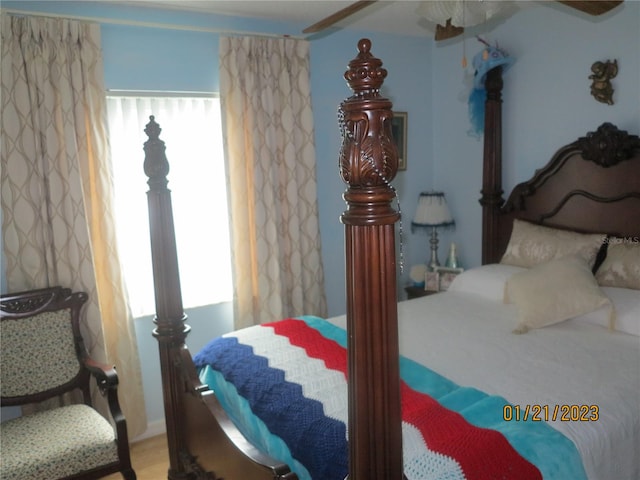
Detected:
[{"left": 194, "top": 317, "right": 585, "bottom": 480}]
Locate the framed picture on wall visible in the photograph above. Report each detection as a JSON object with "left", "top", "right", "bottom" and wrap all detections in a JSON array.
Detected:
[{"left": 391, "top": 111, "right": 407, "bottom": 170}]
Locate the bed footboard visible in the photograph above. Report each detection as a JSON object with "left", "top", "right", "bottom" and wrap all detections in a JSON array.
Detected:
[{"left": 175, "top": 347, "right": 297, "bottom": 479}]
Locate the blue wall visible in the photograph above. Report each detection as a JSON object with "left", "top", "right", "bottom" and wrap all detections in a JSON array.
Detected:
[
  {"left": 2, "top": 1, "right": 638, "bottom": 436},
  {"left": 431, "top": 2, "right": 640, "bottom": 266}
]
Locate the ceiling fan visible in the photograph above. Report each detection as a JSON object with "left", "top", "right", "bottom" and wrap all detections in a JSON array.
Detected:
[{"left": 303, "top": 1, "right": 624, "bottom": 41}]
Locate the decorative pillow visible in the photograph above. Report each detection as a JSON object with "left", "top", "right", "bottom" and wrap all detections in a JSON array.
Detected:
[
  {"left": 504, "top": 255, "right": 613, "bottom": 334},
  {"left": 595, "top": 238, "right": 640, "bottom": 289},
  {"left": 500, "top": 219, "right": 606, "bottom": 268}
]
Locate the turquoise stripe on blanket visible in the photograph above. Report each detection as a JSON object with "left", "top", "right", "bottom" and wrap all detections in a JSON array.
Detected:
[{"left": 199, "top": 315, "right": 587, "bottom": 480}]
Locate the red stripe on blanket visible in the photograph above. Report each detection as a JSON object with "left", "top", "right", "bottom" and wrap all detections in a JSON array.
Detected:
[
  {"left": 267, "top": 319, "right": 348, "bottom": 378},
  {"left": 267, "top": 319, "right": 541, "bottom": 480}
]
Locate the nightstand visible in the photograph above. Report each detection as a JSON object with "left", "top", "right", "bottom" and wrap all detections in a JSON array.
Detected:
[{"left": 404, "top": 285, "right": 437, "bottom": 300}]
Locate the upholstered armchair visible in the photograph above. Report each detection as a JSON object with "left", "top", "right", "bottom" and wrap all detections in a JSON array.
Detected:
[{"left": 0, "top": 287, "right": 136, "bottom": 480}]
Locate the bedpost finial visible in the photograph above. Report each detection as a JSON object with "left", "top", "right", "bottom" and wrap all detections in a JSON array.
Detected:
[
  {"left": 338, "top": 38, "right": 397, "bottom": 190},
  {"left": 339, "top": 39, "right": 398, "bottom": 224},
  {"left": 144, "top": 115, "right": 161, "bottom": 140},
  {"left": 344, "top": 37, "right": 387, "bottom": 95},
  {"left": 143, "top": 115, "right": 170, "bottom": 188},
  {"left": 358, "top": 38, "right": 370, "bottom": 52}
]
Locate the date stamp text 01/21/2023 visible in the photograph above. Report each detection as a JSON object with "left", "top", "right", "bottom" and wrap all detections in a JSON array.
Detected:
[{"left": 503, "top": 404, "right": 599, "bottom": 422}]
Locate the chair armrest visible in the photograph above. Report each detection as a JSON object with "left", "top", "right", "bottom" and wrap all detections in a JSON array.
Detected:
[
  {"left": 84, "top": 357, "right": 119, "bottom": 392},
  {"left": 84, "top": 356, "right": 129, "bottom": 441}
]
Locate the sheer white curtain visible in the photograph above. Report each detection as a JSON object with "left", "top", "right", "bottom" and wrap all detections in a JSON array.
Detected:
[
  {"left": 219, "top": 36, "right": 327, "bottom": 328},
  {"left": 1, "top": 13, "right": 146, "bottom": 436},
  {"left": 106, "top": 95, "right": 232, "bottom": 317}
]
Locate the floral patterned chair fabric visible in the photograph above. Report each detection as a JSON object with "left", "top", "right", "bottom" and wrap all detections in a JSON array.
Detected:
[{"left": 0, "top": 287, "right": 136, "bottom": 480}]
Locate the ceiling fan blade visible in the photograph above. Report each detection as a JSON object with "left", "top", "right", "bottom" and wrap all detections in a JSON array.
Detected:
[
  {"left": 302, "top": 0, "right": 377, "bottom": 34},
  {"left": 556, "top": 0, "right": 623, "bottom": 15}
]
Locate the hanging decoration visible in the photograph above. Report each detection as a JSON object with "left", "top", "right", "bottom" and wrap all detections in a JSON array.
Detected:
[{"left": 467, "top": 37, "right": 515, "bottom": 138}]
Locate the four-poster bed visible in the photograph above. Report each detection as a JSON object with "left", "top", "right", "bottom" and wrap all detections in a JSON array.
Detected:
[{"left": 142, "top": 39, "right": 640, "bottom": 479}]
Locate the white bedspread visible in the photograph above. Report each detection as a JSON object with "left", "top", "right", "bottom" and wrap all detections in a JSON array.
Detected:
[{"left": 328, "top": 291, "right": 640, "bottom": 480}]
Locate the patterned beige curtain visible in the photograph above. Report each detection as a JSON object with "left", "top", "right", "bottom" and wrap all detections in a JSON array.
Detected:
[
  {"left": 0, "top": 14, "right": 146, "bottom": 437},
  {"left": 219, "top": 36, "right": 327, "bottom": 328}
]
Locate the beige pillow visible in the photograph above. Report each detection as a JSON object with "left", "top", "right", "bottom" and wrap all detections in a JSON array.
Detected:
[
  {"left": 504, "top": 255, "right": 614, "bottom": 334},
  {"left": 596, "top": 239, "right": 640, "bottom": 290},
  {"left": 500, "top": 219, "right": 606, "bottom": 268}
]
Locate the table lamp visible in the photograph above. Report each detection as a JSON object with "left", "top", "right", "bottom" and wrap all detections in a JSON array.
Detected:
[{"left": 411, "top": 191, "right": 455, "bottom": 270}]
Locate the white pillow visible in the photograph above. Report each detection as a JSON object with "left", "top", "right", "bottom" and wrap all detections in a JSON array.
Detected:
[
  {"left": 448, "top": 264, "right": 526, "bottom": 302},
  {"left": 504, "top": 255, "right": 613, "bottom": 334},
  {"left": 500, "top": 219, "right": 606, "bottom": 268},
  {"left": 576, "top": 287, "right": 640, "bottom": 336}
]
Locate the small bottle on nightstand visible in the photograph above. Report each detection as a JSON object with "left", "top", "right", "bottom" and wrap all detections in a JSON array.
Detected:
[{"left": 445, "top": 243, "right": 459, "bottom": 269}]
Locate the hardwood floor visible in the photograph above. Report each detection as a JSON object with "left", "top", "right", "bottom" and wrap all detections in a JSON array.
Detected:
[{"left": 104, "top": 434, "right": 169, "bottom": 480}]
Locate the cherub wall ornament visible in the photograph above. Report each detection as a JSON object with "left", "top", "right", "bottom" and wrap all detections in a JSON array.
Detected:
[{"left": 589, "top": 59, "right": 618, "bottom": 105}]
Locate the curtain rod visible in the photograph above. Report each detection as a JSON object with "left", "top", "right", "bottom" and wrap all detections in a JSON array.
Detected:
[{"left": 1, "top": 8, "right": 307, "bottom": 40}]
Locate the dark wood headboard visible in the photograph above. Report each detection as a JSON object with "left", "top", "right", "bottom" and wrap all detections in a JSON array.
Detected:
[{"left": 480, "top": 66, "right": 640, "bottom": 264}]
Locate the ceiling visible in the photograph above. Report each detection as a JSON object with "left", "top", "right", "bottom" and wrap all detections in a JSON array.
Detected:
[
  {"left": 121, "top": 1, "right": 476, "bottom": 37},
  {"left": 118, "top": 1, "right": 621, "bottom": 39}
]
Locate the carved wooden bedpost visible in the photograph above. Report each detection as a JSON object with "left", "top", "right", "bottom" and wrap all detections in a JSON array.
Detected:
[
  {"left": 339, "top": 39, "right": 403, "bottom": 480},
  {"left": 480, "top": 67, "right": 506, "bottom": 264},
  {"left": 143, "top": 116, "right": 190, "bottom": 480}
]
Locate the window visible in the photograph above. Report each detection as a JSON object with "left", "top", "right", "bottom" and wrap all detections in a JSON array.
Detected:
[{"left": 106, "top": 94, "right": 232, "bottom": 317}]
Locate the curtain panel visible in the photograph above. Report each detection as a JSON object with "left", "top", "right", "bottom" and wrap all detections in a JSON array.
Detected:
[
  {"left": 1, "top": 13, "right": 146, "bottom": 437},
  {"left": 219, "top": 36, "right": 327, "bottom": 328}
]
